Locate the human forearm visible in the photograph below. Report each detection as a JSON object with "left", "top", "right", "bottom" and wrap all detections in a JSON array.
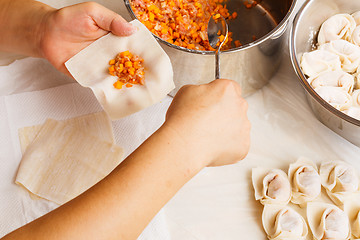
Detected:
[
  {"left": 3, "top": 123, "right": 206, "bottom": 240},
  {"left": 0, "top": 0, "right": 137, "bottom": 74},
  {"left": 0, "top": 0, "right": 53, "bottom": 57},
  {"left": 2, "top": 80, "right": 250, "bottom": 240}
]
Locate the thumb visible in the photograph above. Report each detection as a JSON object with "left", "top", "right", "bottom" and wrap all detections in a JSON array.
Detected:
[
  {"left": 110, "top": 15, "right": 138, "bottom": 36},
  {"left": 88, "top": 3, "right": 137, "bottom": 36}
]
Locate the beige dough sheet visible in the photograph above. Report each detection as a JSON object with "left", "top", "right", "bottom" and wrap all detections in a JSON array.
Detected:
[
  {"left": 18, "top": 111, "right": 114, "bottom": 154},
  {"left": 65, "top": 20, "right": 174, "bottom": 120},
  {"left": 16, "top": 115, "right": 123, "bottom": 205}
]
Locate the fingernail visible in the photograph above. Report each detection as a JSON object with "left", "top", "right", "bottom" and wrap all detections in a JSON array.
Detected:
[{"left": 125, "top": 24, "right": 138, "bottom": 35}]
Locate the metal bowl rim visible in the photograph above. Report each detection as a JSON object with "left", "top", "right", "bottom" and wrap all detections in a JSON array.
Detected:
[
  {"left": 124, "top": 0, "right": 298, "bottom": 55},
  {"left": 289, "top": 0, "right": 360, "bottom": 127}
]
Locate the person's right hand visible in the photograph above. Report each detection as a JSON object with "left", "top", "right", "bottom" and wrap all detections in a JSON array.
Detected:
[{"left": 164, "top": 79, "right": 251, "bottom": 167}]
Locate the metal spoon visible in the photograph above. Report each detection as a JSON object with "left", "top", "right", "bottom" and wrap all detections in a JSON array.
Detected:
[{"left": 207, "top": 14, "right": 229, "bottom": 79}]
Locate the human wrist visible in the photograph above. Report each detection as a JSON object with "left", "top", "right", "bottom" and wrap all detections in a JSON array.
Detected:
[
  {"left": 159, "top": 121, "right": 213, "bottom": 171},
  {"left": 30, "top": 4, "right": 55, "bottom": 58},
  {"left": 22, "top": 2, "right": 55, "bottom": 58},
  {"left": 0, "top": 0, "right": 54, "bottom": 57}
]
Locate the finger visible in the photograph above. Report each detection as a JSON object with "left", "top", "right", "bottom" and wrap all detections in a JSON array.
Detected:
[
  {"left": 207, "top": 78, "right": 227, "bottom": 85},
  {"left": 87, "top": 2, "right": 137, "bottom": 36},
  {"left": 109, "top": 15, "right": 138, "bottom": 36},
  {"left": 208, "top": 78, "right": 243, "bottom": 96},
  {"left": 233, "top": 81, "right": 242, "bottom": 97},
  {"left": 208, "top": 78, "right": 235, "bottom": 87}
]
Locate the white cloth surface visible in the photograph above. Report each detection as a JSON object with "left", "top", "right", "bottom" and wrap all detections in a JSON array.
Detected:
[
  {"left": 2, "top": 0, "right": 360, "bottom": 240},
  {"left": 0, "top": 58, "right": 75, "bottom": 96}
]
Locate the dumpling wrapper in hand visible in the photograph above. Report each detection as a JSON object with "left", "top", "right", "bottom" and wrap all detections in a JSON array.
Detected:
[
  {"left": 319, "top": 40, "right": 360, "bottom": 73},
  {"left": 288, "top": 157, "right": 321, "bottom": 206},
  {"left": 252, "top": 168, "right": 291, "bottom": 205},
  {"left": 300, "top": 50, "right": 342, "bottom": 78},
  {"left": 307, "top": 202, "right": 350, "bottom": 240},
  {"left": 262, "top": 205, "right": 308, "bottom": 240},
  {"left": 314, "top": 86, "right": 352, "bottom": 111},
  {"left": 317, "top": 14, "right": 356, "bottom": 45},
  {"left": 320, "top": 161, "right": 360, "bottom": 206},
  {"left": 308, "top": 70, "right": 354, "bottom": 93},
  {"left": 65, "top": 20, "right": 174, "bottom": 120}
]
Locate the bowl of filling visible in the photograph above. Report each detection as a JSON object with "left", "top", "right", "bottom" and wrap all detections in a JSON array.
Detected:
[
  {"left": 125, "top": 0, "right": 297, "bottom": 96},
  {"left": 290, "top": 0, "right": 360, "bottom": 146}
]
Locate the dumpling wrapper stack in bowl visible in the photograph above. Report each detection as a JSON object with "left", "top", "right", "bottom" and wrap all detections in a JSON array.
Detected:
[{"left": 65, "top": 20, "right": 174, "bottom": 120}]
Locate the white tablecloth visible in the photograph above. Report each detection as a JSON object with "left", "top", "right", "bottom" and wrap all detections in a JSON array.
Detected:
[{"left": 2, "top": 0, "right": 360, "bottom": 239}]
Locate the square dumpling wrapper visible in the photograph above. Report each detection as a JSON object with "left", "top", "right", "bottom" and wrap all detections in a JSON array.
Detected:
[
  {"left": 65, "top": 20, "right": 174, "bottom": 120},
  {"left": 16, "top": 118, "right": 124, "bottom": 205},
  {"left": 18, "top": 111, "right": 114, "bottom": 154}
]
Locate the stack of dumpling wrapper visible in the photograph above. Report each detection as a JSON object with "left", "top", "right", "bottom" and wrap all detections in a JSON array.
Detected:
[
  {"left": 252, "top": 157, "right": 360, "bottom": 240},
  {"left": 300, "top": 11, "right": 360, "bottom": 120},
  {"left": 16, "top": 111, "right": 124, "bottom": 205}
]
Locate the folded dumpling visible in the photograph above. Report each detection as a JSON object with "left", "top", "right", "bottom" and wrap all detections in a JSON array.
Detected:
[
  {"left": 355, "top": 213, "right": 360, "bottom": 239},
  {"left": 342, "top": 106, "right": 360, "bottom": 120},
  {"left": 288, "top": 157, "right": 321, "bottom": 205},
  {"left": 317, "top": 14, "right": 356, "bottom": 45},
  {"left": 314, "top": 86, "right": 352, "bottom": 111},
  {"left": 352, "top": 11, "right": 360, "bottom": 25},
  {"left": 65, "top": 20, "right": 174, "bottom": 120},
  {"left": 352, "top": 89, "right": 360, "bottom": 106},
  {"left": 308, "top": 70, "right": 354, "bottom": 93},
  {"left": 307, "top": 202, "right": 351, "bottom": 240},
  {"left": 352, "top": 26, "right": 360, "bottom": 47},
  {"left": 319, "top": 40, "right": 360, "bottom": 73},
  {"left": 252, "top": 168, "right": 291, "bottom": 205},
  {"left": 320, "top": 161, "right": 360, "bottom": 206},
  {"left": 344, "top": 197, "right": 360, "bottom": 239},
  {"left": 300, "top": 50, "right": 342, "bottom": 78},
  {"left": 355, "top": 67, "right": 360, "bottom": 89},
  {"left": 262, "top": 205, "right": 308, "bottom": 240}
]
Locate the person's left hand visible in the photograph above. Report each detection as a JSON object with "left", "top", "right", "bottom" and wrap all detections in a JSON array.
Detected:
[{"left": 39, "top": 2, "right": 137, "bottom": 74}]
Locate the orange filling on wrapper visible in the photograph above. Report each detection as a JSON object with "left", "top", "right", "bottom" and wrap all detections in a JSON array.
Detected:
[
  {"left": 108, "top": 51, "right": 145, "bottom": 89},
  {"left": 130, "top": 0, "right": 238, "bottom": 51}
]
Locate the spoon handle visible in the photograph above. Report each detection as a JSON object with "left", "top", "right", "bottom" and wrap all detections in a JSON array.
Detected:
[{"left": 215, "top": 49, "right": 220, "bottom": 79}]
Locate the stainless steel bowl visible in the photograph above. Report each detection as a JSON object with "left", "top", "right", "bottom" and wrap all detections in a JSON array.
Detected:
[
  {"left": 290, "top": 0, "right": 360, "bottom": 146},
  {"left": 125, "top": 0, "right": 297, "bottom": 97}
]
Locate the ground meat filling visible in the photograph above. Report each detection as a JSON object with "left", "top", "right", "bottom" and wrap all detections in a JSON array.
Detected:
[
  {"left": 108, "top": 51, "right": 145, "bottom": 89},
  {"left": 130, "top": 0, "right": 238, "bottom": 51}
]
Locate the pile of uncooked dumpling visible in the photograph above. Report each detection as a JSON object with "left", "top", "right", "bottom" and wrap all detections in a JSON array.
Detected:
[
  {"left": 300, "top": 12, "right": 360, "bottom": 120},
  {"left": 252, "top": 158, "right": 360, "bottom": 240}
]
